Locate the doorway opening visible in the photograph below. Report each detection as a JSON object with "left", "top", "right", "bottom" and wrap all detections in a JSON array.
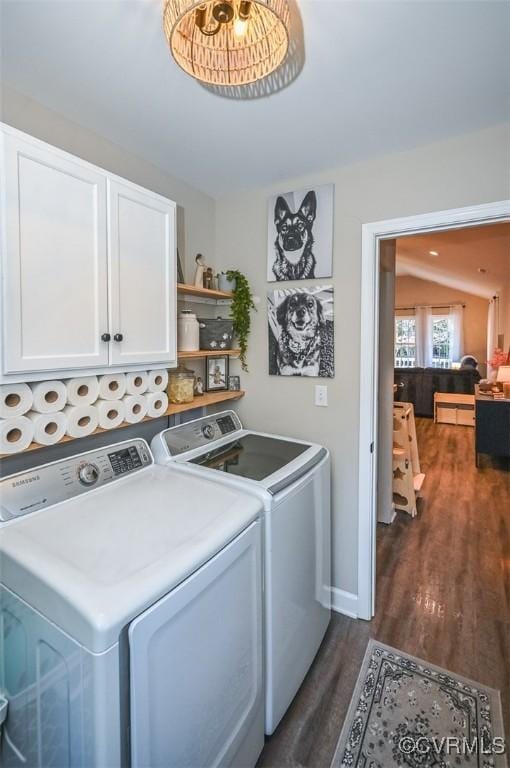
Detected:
[{"left": 357, "top": 200, "right": 510, "bottom": 622}]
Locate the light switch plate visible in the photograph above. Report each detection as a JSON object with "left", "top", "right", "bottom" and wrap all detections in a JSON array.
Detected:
[{"left": 315, "top": 385, "right": 328, "bottom": 407}]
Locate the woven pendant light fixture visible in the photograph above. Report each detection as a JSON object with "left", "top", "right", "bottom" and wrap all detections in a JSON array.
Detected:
[{"left": 163, "top": 0, "right": 290, "bottom": 86}]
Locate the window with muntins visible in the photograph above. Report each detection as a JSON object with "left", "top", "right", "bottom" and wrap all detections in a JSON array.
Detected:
[
  {"left": 431, "top": 315, "right": 454, "bottom": 368},
  {"left": 395, "top": 317, "right": 416, "bottom": 367}
]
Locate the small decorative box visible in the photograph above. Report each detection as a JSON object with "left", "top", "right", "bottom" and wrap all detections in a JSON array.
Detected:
[{"left": 198, "top": 317, "right": 234, "bottom": 350}]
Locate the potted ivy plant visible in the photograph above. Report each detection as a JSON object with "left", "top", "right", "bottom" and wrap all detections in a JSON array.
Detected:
[{"left": 226, "top": 270, "right": 256, "bottom": 372}]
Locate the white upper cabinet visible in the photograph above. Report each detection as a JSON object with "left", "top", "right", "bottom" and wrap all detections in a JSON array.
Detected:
[
  {"left": 1, "top": 125, "right": 177, "bottom": 380},
  {"left": 108, "top": 180, "right": 176, "bottom": 367},
  {"left": 1, "top": 131, "right": 109, "bottom": 374}
]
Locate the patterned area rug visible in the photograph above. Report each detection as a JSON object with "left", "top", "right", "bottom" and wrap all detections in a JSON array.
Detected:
[{"left": 331, "top": 640, "right": 507, "bottom": 767}]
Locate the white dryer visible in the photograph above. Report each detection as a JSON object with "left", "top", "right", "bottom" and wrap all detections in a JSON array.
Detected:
[
  {"left": 0, "top": 438, "right": 264, "bottom": 768},
  {"left": 151, "top": 411, "right": 331, "bottom": 735}
]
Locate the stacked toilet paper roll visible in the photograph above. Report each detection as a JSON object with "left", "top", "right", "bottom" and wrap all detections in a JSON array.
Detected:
[
  {"left": 63, "top": 405, "right": 99, "bottom": 438},
  {"left": 145, "top": 391, "right": 169, "bottom": 418},
  {"left": 125, "top": 372, "right": 148, "bottom": 396},
  {"left": 1, "top": 369, "right": 173, "bottom": 454},
  {"left": 27, "top": 411, "right": 67, "bottom": 446},
  {"left": 96, "top": 400, "right": 126, "bottom": 430},
  {"left": 0, "top": 383, "right": 33, "bottom": 419},
  {"left": 0, "top": 415, "right": 35, "bottom": 454},
  {"left": 98, "top": 373, "right": 127, "bottom": 401},
  {"left": 6, "top": 378, "right": 103, "bottom": 447},
  {"left": 123, "top": 394, "right": 147, "bottom": 424},
  {"left": 0, "top": 382, "right": 69, "bottom": 453},
  {"left": 147, "top": 369, "right": 168, "bottom": 393},
  {"left": 66, "top": 376, "right": 99, "bottom": 406},
  {"left": 31, "top": 380, "right": 67, "bottom": 413}
]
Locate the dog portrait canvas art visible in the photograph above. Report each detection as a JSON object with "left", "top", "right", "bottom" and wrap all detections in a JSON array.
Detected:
[
  {"left": 268, "top": 286, "right": 334, "bottom": 377},
  {"left": 267, "top": 184, "right": 334, "bottom": 282}
]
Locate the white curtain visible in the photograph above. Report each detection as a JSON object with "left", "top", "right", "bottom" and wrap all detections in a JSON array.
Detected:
[
  {"left": 449, "top": 304, "right": 464, "bottom": 363},
  {"left": 415, "top": 306, "right": 433, "bottom": 367},
  {"left": 487, "top": 298, "right": 498, "bottom": 376}
]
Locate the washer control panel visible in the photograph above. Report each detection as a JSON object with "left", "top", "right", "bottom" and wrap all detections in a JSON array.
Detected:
[
  {"left": 108, "top": 445, "right": 144, "bottom": 475},
  {"left": 0, "top": 439, "right": 152, "bottom": 522},
  {"left": 162, "top": 410, "right": 242, "bottom": 456}
]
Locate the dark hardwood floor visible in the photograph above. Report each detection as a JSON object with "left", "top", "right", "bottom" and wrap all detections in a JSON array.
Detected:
[{"left": 258, "top": 418, "right": 510, "bottom": 767}]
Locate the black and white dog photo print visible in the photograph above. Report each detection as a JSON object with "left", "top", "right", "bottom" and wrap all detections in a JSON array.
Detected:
[
  {"left": 268, "top": 286, "right": 334, "bottom": 377},
  {"left": 267, "top": 184, "right": 334, "bottom": 282}
]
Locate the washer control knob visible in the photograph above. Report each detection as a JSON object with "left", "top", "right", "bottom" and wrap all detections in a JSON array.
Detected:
[
  {"left": 78, "top": 463, "right": 100, "bottom": 486},
  {"left": 202, "top": 424, "right": 215, "bottom": 440}
]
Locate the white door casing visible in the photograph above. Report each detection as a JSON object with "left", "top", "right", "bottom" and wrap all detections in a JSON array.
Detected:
[{"left": 358, "top": 200, "right": 510, "bottom": 621}]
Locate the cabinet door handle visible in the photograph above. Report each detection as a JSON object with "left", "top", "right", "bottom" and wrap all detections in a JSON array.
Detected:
[
  {"left": 114, "top": 333, "right": 124, "bottom": 342},
  {"left": 101, "top": 333, "right": 111, "bottom": 342}
]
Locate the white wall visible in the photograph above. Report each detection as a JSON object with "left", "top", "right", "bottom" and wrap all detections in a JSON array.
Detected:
[
  {"left": 215, "top": 123, "right": 510, "bottom": 600},
  {"left": 2, "top": 84, "right": 508, "bottom": 605},
  {"left": 0, "top": 86, "right": 215, "bottom": 280}
]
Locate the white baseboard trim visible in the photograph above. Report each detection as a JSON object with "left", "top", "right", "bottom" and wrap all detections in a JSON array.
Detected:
[{"left": 331, "top": 587, "right": 359, "bottom": 619}]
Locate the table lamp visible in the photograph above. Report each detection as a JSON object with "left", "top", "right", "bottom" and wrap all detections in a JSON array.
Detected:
[
  {"left": 497, "top": 365, "right": 510, "bottom": 398},
  {"left": 496, "top": 365, "right": 510, "bottom": 383}
]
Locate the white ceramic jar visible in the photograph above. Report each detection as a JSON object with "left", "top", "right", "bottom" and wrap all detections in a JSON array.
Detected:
[{"left": 178, "top": 310, "right": 200, "bottom": 351}]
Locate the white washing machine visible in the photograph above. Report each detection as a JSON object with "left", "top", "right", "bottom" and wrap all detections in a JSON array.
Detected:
[
  {"left": 0, "top": 438, "right": 264, "bottom": 768},
  {"left": 151, "top": 411, "right": 331, "bottom": 735}
]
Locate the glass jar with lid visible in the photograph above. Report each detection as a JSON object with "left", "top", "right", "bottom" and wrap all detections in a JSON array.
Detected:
[{"left": 167, "top": 364, "right": 195, "bottom": 404}]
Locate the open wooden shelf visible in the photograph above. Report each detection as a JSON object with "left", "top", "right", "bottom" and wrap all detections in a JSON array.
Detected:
[
  {"left": 177, "top": 283, "right": 233, "bottom": 301},
  {"left": 1, "top": 390, "right": 245, "bottom": 457},
  {"left": 166, "top": 389, "right": 244, "bottom": 415},
  {"left": 178, "top": 349, "right": 240, "bottom": 360}
]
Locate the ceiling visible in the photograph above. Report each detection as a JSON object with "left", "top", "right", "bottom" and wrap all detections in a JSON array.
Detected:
[
  {"left": 396, "top": 222, "right": 510, "bottom": 298},
  {"left": 1, "top": 0, "right": 509, "bottom": 197}
]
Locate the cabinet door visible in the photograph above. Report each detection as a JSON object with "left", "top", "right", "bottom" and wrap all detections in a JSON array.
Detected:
[
  {"left": 456, "top": 405, "right": 475, "bottom": 427},
  {"left": 108, "top": 180, "right": 176, "bottom": 367},
  {"left": 1, "top": 131, "right": 109, "bottom": 374}
]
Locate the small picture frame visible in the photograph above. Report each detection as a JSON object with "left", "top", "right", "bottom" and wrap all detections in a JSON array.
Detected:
[
  {"left": 206, "top": 356, "right": 229, "bottom": 392},
  {"left": 228, "top": 375, "right": 241, "bottom": 391},
  {"left": 194, "top": 374, "right": 205, "bottom": 396}
]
